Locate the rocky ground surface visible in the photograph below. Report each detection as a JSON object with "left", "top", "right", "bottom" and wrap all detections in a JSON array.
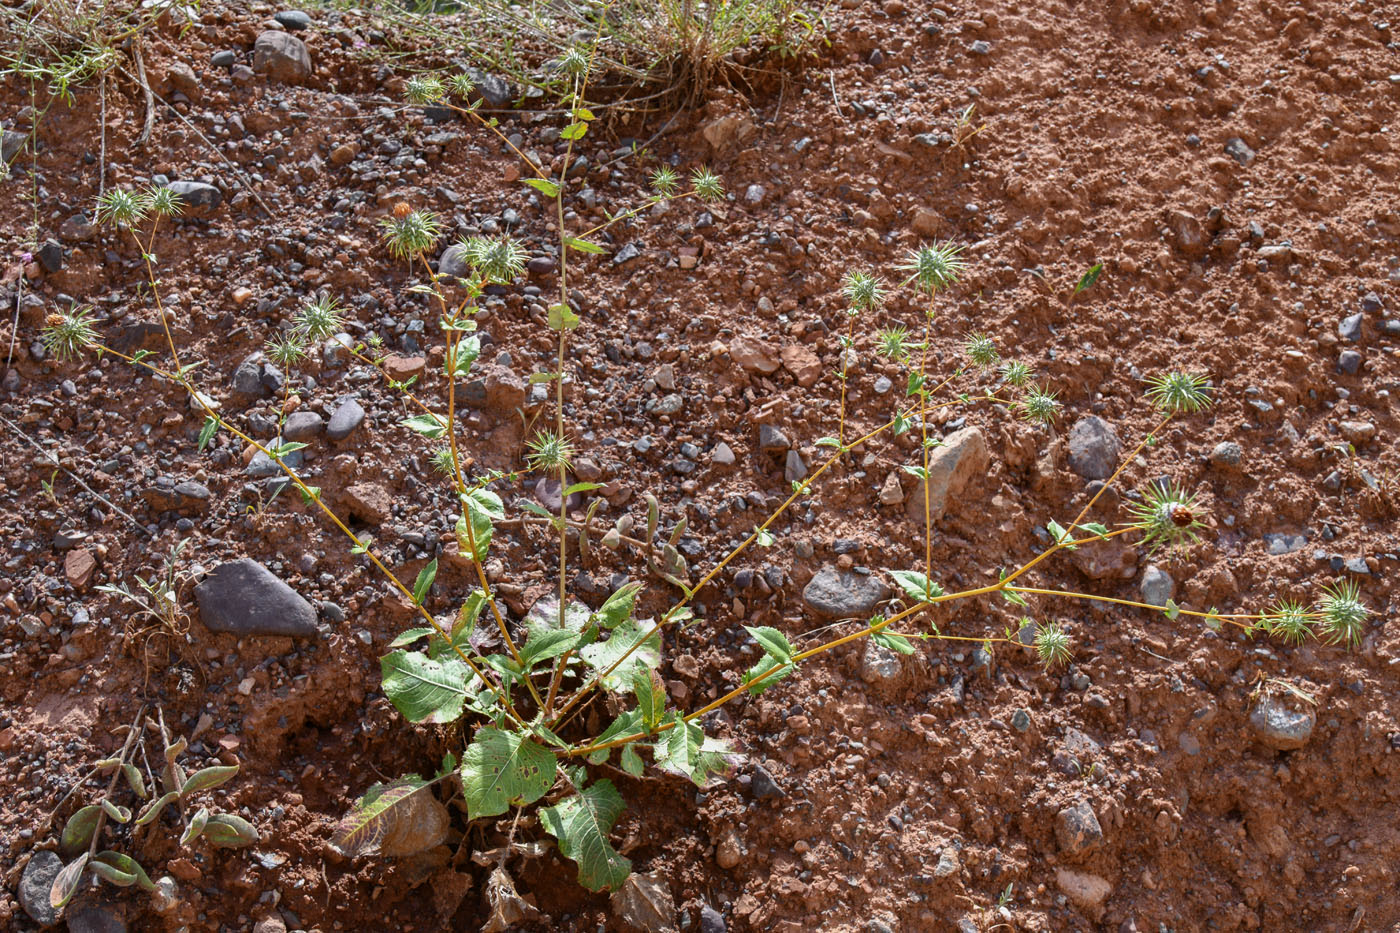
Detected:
[{"left": 2, "top": 0, "right": 1400, "bottom": 931}]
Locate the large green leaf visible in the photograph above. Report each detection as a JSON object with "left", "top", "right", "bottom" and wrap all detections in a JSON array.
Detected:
[
  {"left": 540, "top": 779, "right": 630, "bottom": 892},
  {"left": 652, "top": 713, "right": 737, "bottom": 788},
  {"left": 579, "top": 619, "right": 660, "bottom": 691},
  {"left": 460, "top": 727, "right": 557, "bottom": 820},
  {"left": 632, "top": 666, "right": 665, "bottom": 729},
  {"left": 380, "top": 650, "right": 474, "bottom": 723}
]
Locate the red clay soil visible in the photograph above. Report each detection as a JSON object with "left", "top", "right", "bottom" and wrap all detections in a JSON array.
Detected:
[{"left": 2, "top": 0, "right": 1399, "bottom": 931}]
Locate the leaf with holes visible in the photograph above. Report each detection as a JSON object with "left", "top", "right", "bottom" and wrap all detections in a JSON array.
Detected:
[
  {"left": 381, "top": 650, "right": 474, "bottom": 724},
  {"left": 460, "top": 728, "right": 557, "bottom": 820},
  {"left": 541, "top": 780, "right": 630, "bottom": 892}
]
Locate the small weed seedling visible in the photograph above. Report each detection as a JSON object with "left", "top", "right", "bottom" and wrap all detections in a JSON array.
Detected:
[{"left": 46, "top": 708, "right": 256, "bottom": 915}]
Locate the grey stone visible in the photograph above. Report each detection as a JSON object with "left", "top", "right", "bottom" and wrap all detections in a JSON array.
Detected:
[
  {"left": 934, "top": 847, "right": 960, "bottom": 877},
  {"left": 1224, "top": 137, "right": 1255, "bottom": 165},
  {"left": 211, "top": 50, "right": 237, "bottom": 68},
  {"left": 802, "top": 567, "right": 890, "bottom": 619},
  {"left": 18, "top": 849, "right": 61, "bottom": 926},
  {"left": 274, "top": 9, "right": 312, "bottom": 30},
  {"left": 1264, "top": 533, "right": 1306, "bottom": 555},
  {"left": 612, "top": 242, "right": 641, "bottom": 265},
  {"left": 653, "top": 392, "right": 682, "bottom": 415},
  {"left": 1338, "top": 350, "right": 1362, "bottom": 375},
  {"left": 1011, "top": 709, "right": 1031, "bottom": 732},
  {"left": 969, "top": 39, "right": 991, "bottom": 54},
  {"left": 711, "top": 442, "right": 735, "bottom": 465},
  {"left": 246, "top": 446, "right": 303, "bottom": 477},
  {"left": 1360, "top": 292, "right": 1383, "bottom": 313},
  {"left": 36, "top": 239, "right": 62, "bottom": 272},
  {"left": 700, "top": 904, "right": 726, "bottom": 933},
  {"left": 749, "top": 765, "right": 784, "bottom": 800},
  {"left": 1382, "top": 319, "right": 1400, "bottom": 337},
  {"left": 1055, "top": 799, "right": 1103, "bottom": 856},
  {"left": 282, "top": 411, "right": 324, "bottom": 441},
  {"left": 167, "top": 180, "right": 222, "bottom": 216},
  {"left": 195, "top": 558, "right": 318, "bottom": 637},
  {"left": 873, "top": 375, "right": 892, "bottom": 394},
  {"left": 438, "top": 243, "right": 470, "bottom": 279},
  {"left": 1249, "top": 693, "right": 1315, "bottom": 750},
  {"left": 1139, "top": 565, "right": 1174, "bottom": 606},
  {"left": 1339, "top": 312, "right": 1364, "bottom": 342},
  {"left": 859, "top": 639, "right": 902, "bottom": 684},
  {"left": 231, "top": 357, "right": 266, "bottom": 396},
  {"left": 784, "top": 449, "right": 807, "bottom": 483},
  {"left": 1066, "top": 416, "right": 1120, "bottom": 480},
  {"left": 327, "top": 398, "right": 366, "bottom": 440},
  {"left": 744, "top": 184, "right": 765, "bottom": 204},
  {"left": 904, "top": 426, "right": 989, "bottom": 522},
  {"left": 253, "top": 31, "right": 312, "bottom": 83},
  {"left": 758, "top": 423, "right": 790, "bottom": 452},
  {"left": 464, "top": 69, "right": 513, "bottom": 107},
  {"left": 1210, "top": 441, "right": 1242, "bottom": 469},
  {"left": 2, "top": 128, "right": 26, "bottom": 163},
  {"left": 66, "top": 905, "right": 127, "bottom": 933}
]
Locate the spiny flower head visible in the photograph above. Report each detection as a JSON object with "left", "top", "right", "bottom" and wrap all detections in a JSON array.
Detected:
[
  {"left": 448, "top": 73, "right": 476, "bottom": 98},
  {"left": 690, "top": 166, "right": 724, "bottom": 203},
  {"left": 558, "top": 47, "right": 590, "bottom": 76},
  {"left": 526, "top": 429, "right": 574, "bottom": 472},
  {"left": 430, "top": 445, "right": 458, "bottom": 476},
  {"left": 1035, "top": 622, "right": 1073, "bottom": 669},
  {"left": 459, "top": 235, "right": 527, "bottom": 284},
  {"left": 406, "top": 74, "right": 446, "bottom": 105},
  {"left": 1128, "top": 481, "right": 1204, "bottom": 552},
  {"left": 265, "top": 332, "right": 308, "bottom": 368},
  {"left": 899, "top": 240, "right": 966, "bottom": 295},
  {"left": 964, "top": 332, "right": 999, "bottom": 368},
  {"left": 146, "top": 184, "right": 183, "bottom": 218},
  {"left": 1316, "top": 580, "right": 1367, "bottom": 650},
  {"left": 1146, "top": 371, "right": 1213, "bottom": 414},
  {"left": 294, "top": 295, "right": 345, "bottom": 343},
  {"left": 1018, "top": 385, "right": 1060, "bottom": 426},
  {"left": 877, "top": 326, "right": 912, "bottom": 363},
  {"left": 650, "top": 166, "right": 681, "bottom": 198},
  {"left": 42, "top": 307, "right": 100, "bottom": 361},
  {"left": 999, "top": 360, "right": 1033, "bottom": 387},
  {"left": 1260, "top": 600, "right": 1313, "bottom": 645},
  {"left": 843, "top": 270, "right": 884, "bottom": 312},
  {"left": 379, "top": 206, "right": 444, "bottom": 260},
  {"left": 95, "top": 188, "right": 148, "bottom": 229}
]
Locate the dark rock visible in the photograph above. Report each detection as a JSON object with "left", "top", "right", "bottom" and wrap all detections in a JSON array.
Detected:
[
  {"left": 231, "top": 357, "right": 264, "bottom": 396},
  {"left": 66, "top": 903, "right": 127, "bottom": 933},
  {"left": 194, "top": 558, "right": 318, "bottom": 637},
  {"left": 36, "top": 239, "right": 62, "bottom": 273},
  {"left": 1210, "top": 441, "right": 1242, "bottom": 469},
  {"left": 465, "top": 69, "right": 513, "bottom": 107},
  {"left": 757, "top": 423, "right": 789, "bottom": 452},
  {"left": 1055, "top": 799, "right": 1103, "bottom": 856},
  {"left": 1360, "top": 292, "right": 1382, "bottom": 313},
  {"left": 142, "top": 481, "right": 212, "bottom": 513},
  {"left": 211, "top": 50, "right": 237, "bottom": 68},
  {"left": 327, "top": 398, "right": 365, "bottom": 440},
  {"left": 802, "top": 567, "right": 890, "bottom": 619},
  {"left": 167, "top": 180, "right": 222, "bottom": 216},
  {"left": 1067, "top": 416, "right": 1120, "bottom": 480},
  {"left": 2, "top": 128, "right": 26, "bottom": 163},
  {"left": 699, "top": 904, "right": 726, "bottom": 933},
  {"left": 253, "top": 31, "right": 312, "bottom": 83},
  {"left": 749, "top": 765, "right": 784, "bottom": 800},
  {"left": 1338, "top": 350, "right": 1362, "bottom": 375},
  {"left": 18, "top": 850, "right": 61, "bottom": 926},
  {"left": 282, "top": 411, "right": 324, "bottom": 441},
  {"left": 274, "top": 10, "right": 312, "bottom": 30}
]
